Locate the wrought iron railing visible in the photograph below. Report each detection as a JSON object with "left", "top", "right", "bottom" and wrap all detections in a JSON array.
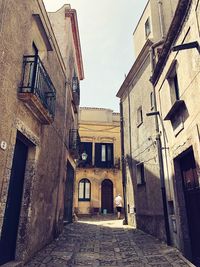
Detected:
[
  {"left": 19, "top": 55, "right": 56, "bottom": 117},
  {"left": 69, "top": 129, "right": 80, "bottom": 157},
  {"left": 72, "top": 76, "right": 80, "bottom": 106}
]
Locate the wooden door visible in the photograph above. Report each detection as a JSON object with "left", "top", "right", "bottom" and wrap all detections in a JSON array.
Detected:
[
  {"left": 0, "top": 137, "right": 28, "bottom": 265},
  {"left": 101, "top": 179, "right": 113, "bottom": 213},
  {"left": 64, "top": 161, "right": 75, "bottom": 223},
  {"left": 180, "top": 149, "right": 200, "bottom": 266}
]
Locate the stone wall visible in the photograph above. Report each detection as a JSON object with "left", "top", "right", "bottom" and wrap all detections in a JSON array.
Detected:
[
  {"left": 154, "top": 0, "right": 200, "bottom": 258},
  {"left": 0, "top": 0, "right": 72, "bottom": 263}
]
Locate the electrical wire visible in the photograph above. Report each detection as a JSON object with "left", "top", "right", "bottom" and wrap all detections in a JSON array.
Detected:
[{"left": 130, "top": 142, "right": 156, "bottom": 159}]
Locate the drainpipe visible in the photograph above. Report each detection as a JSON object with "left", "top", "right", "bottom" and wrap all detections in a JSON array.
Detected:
[
  {"left": 120, "top": 101, "right": 128, "bottom": 225},
  {"left": 157, "top": 0, "right": 165, "bottom": 38},
  {"left": 149, "top": 40, "right": 165, "bottom": 72},
  {"left": 149, "top": 43, "right": 171, "bottom": 245}
]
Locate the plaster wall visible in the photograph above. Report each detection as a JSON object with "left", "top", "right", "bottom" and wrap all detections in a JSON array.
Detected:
[
  {"left": 133, "top": 0, "right": 178, "bottom": 58},
  {"left": 121, "top": 55, "right": 165, "bottom": 239},
  {"left": 154, "top": 0, "right": 200, "bottom": 254},
  {"left": 0, "top": 0, "right": 79, "bottom": 263}
]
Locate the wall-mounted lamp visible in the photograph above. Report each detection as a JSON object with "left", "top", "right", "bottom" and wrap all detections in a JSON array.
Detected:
[{"left": 81, "top": 151, "right": 88, "bottom": 161}]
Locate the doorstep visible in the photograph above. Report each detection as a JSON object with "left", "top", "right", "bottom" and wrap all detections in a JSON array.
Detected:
[{"left": 1, "top": 261, "right": 23, "bottom": 267}]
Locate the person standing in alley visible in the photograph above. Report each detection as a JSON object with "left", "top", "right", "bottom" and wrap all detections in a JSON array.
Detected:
[{"left": 115, "top": 194, "right": 123, "bottom": 219}]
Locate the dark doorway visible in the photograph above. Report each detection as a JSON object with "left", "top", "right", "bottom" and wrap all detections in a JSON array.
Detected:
[
  {"left": 101, "top": 179, "right": 113, "bottom": 213},
  {"left": 0, "top": 134, "right": 28, "bottom": 265},
  {"left": 64, "top": 161, "right": 75, "bottom": 223},
  {"left": 179, "top": 148, "right": 200, "bottom": 266}
]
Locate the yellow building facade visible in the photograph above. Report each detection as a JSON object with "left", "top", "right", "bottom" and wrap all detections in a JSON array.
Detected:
[{"left": 74, "top": 107, "right": 123, "bottom": 215}]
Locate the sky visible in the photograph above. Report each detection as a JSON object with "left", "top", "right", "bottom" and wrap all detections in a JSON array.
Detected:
[{"left": 43, "top": 0, "right": 147, "bottom": 112}]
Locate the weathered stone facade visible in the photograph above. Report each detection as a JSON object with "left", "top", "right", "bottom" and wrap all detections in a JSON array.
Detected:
[
  {"left": 48, "top": 4, "right": 84, "bottom": 225},
  {"left": 0, "top": 1, "right": 83, "bottom": 265},
  {"left": 151, "top": 0, "right": 200, "bottom": 264},
  {"left": 74, "top": 108, "right": 123, "bottom": 215},
  {"left": 117, "top": 0, "right": 179, "bottom": 241}
]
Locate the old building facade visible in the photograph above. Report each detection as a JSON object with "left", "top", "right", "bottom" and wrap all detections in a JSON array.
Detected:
[
  {"left": 48, "top": 4, "right": 84, "bottom": 225},
  {"left": 117, "top": 0, "right": 178, "bottom": 241},
  {"left": 151, "top": 0, "right": 200, "bottom": 264},
  {"left": 117, "top": 0, "right": 200, "bottom": 264},
  {"left": 0, "top": 0, "right": 83, "bottom": 265},
  {"left": 74, "top": 108, "right": 123, "bottom": 215}
]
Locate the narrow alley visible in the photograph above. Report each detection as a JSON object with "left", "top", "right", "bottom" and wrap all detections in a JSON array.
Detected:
[
  {"left": 1, "top": 0, "right": 200, "bottom": 266},
  {"left": 25, "top": 216, "right": 193, "bottom": 267}
]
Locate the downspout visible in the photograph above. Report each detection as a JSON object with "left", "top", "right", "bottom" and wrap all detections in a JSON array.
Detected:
[
  {"left": 149, "top": 40, "right": 165, "bottom": 71},
  {"left": 157, "top": 0, "right": 165, "bottom": 38},
  {"left": 128, "top": 90, "right": 132, "bottom": 165},
  {"left": 149, "top": 43, "right": 171, "bottom": 245},
  {"left": 120, "top": 101, "right": 128, "bottom": 225},
  {"left": 127, "top": 88, "right": 135, "bottom": 223}
]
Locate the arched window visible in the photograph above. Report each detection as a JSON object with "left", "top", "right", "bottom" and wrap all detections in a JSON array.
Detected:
[{"left": 78, "top": 178, "right": 91, "bottom": 201}]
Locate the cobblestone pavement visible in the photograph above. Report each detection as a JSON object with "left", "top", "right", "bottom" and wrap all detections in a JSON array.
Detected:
[{"left": 25, "top": 215, "right": 194, "bottom": 267}]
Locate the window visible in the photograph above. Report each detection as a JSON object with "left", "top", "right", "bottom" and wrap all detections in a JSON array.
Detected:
[
  {"left": 101, "top": 144, "right": 106, "bottom": 161},
  {"left": 79, "top": 142, "right": 92, "bottom": 167},
  {"left": 168, "top": 73, "right": 180, "bottom": 104},
  {"left": 166, "top": 61, "right": 180, "bottom": 105},
  {"left": 150, "top": 92, "right": 154, "bottom": 110},
  {"left": 72, "top": 76, "right": 79, "bottom": 93},
  {"left": 78, "top": 179, "right": 91, "bottom": 201},
  {"left": 136, "top": 163, "right": 145, "bottom": 185},
  {"left": 145, "top": 17, "right": 151, "bottom": 38},
  {"left": 137, "top": 106, "right": 143, "bottom": 127},
  {"left": 95, "top": 143, "right": 114, "bottom": 168}
]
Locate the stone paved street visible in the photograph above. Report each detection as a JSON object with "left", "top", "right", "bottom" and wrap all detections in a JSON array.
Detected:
[{"left": 25, "top": 215, "right": 194, "bottom": 267}]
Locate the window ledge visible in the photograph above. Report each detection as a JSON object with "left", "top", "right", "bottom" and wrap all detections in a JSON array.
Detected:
[{"left": 164, "top": 100, "right": 186, "bottom": 121}]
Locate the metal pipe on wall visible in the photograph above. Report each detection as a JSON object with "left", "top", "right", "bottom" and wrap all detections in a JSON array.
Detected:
[
  {"left": 120, "top": 101, "right": 128, "bottom": 225},
  {"left": 149, "top": 42, "right": 171, "bottom": 245}
]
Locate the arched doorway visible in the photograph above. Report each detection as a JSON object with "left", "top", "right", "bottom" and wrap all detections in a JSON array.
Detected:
[{"left": 101, "top": 179, "right": 113, "bottom": 213}]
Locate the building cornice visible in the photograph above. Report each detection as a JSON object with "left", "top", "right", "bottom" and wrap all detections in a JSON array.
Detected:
[
  {"left": 150, "top": 0, "right": 192, "bottom": 85},
  {"left": 80, "top": 107, "right": 114, "bottom": 112},
  {"left": 116, "top": 39, "right": 153, "bottom": 98},
  {"left": 65, "top": 8, "right": 84, "bottom": 80}
]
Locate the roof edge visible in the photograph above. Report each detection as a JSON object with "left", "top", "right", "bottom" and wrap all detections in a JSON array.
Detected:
[
  {"left": 116, "top": 39, "right": 153, "bottom": 98},
  {"left": 150, "top": 0, "right": 192, "bottom": 85},
  {"left": 65, "top": 8, "right": 84, "bottom": 80}
]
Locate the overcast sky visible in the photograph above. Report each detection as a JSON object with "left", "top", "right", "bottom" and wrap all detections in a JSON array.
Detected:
[{"left": 44, "top": 0, "right": 147, "bottom": 112}]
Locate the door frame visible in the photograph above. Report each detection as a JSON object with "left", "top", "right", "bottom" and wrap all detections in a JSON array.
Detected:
[
  {"left": 64, "top": 161, "right": 75, "bottom": 223},
  {"left": 0, "top": 132, "right": 30, "bottom": 264},
  {"left": 0, "top": 129, "right": 37, "bottom": 263},
  {"left": 101, "top": 179, "right": 114, "bottom": 213},
  {"left": 173, "top": 147, "right": 198, "bottom": 261}
]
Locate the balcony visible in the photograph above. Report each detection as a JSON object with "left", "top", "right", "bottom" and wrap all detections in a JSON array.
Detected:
[
  {"left": 164, "top": 100, "right": 186, "bottom": 121},
  {"left": 72, "top": 76, "right": 80, "bottom": 106},
  {"left": 18, "top": 55, "right": 56, "bottom": 124},
  {"left": 69, "top": 129, "right": 80, "bottom": 159}
]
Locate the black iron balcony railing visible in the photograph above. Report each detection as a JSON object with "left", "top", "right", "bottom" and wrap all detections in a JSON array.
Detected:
[
  {"left": 18, "top": 55, "right": 56, "bottom": 124},
  {"left": 72, "top": 76, "right": 80, "bottom": 106},
  {"left": 69, "top": 129, "right": 80, "bottom": 158}
]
